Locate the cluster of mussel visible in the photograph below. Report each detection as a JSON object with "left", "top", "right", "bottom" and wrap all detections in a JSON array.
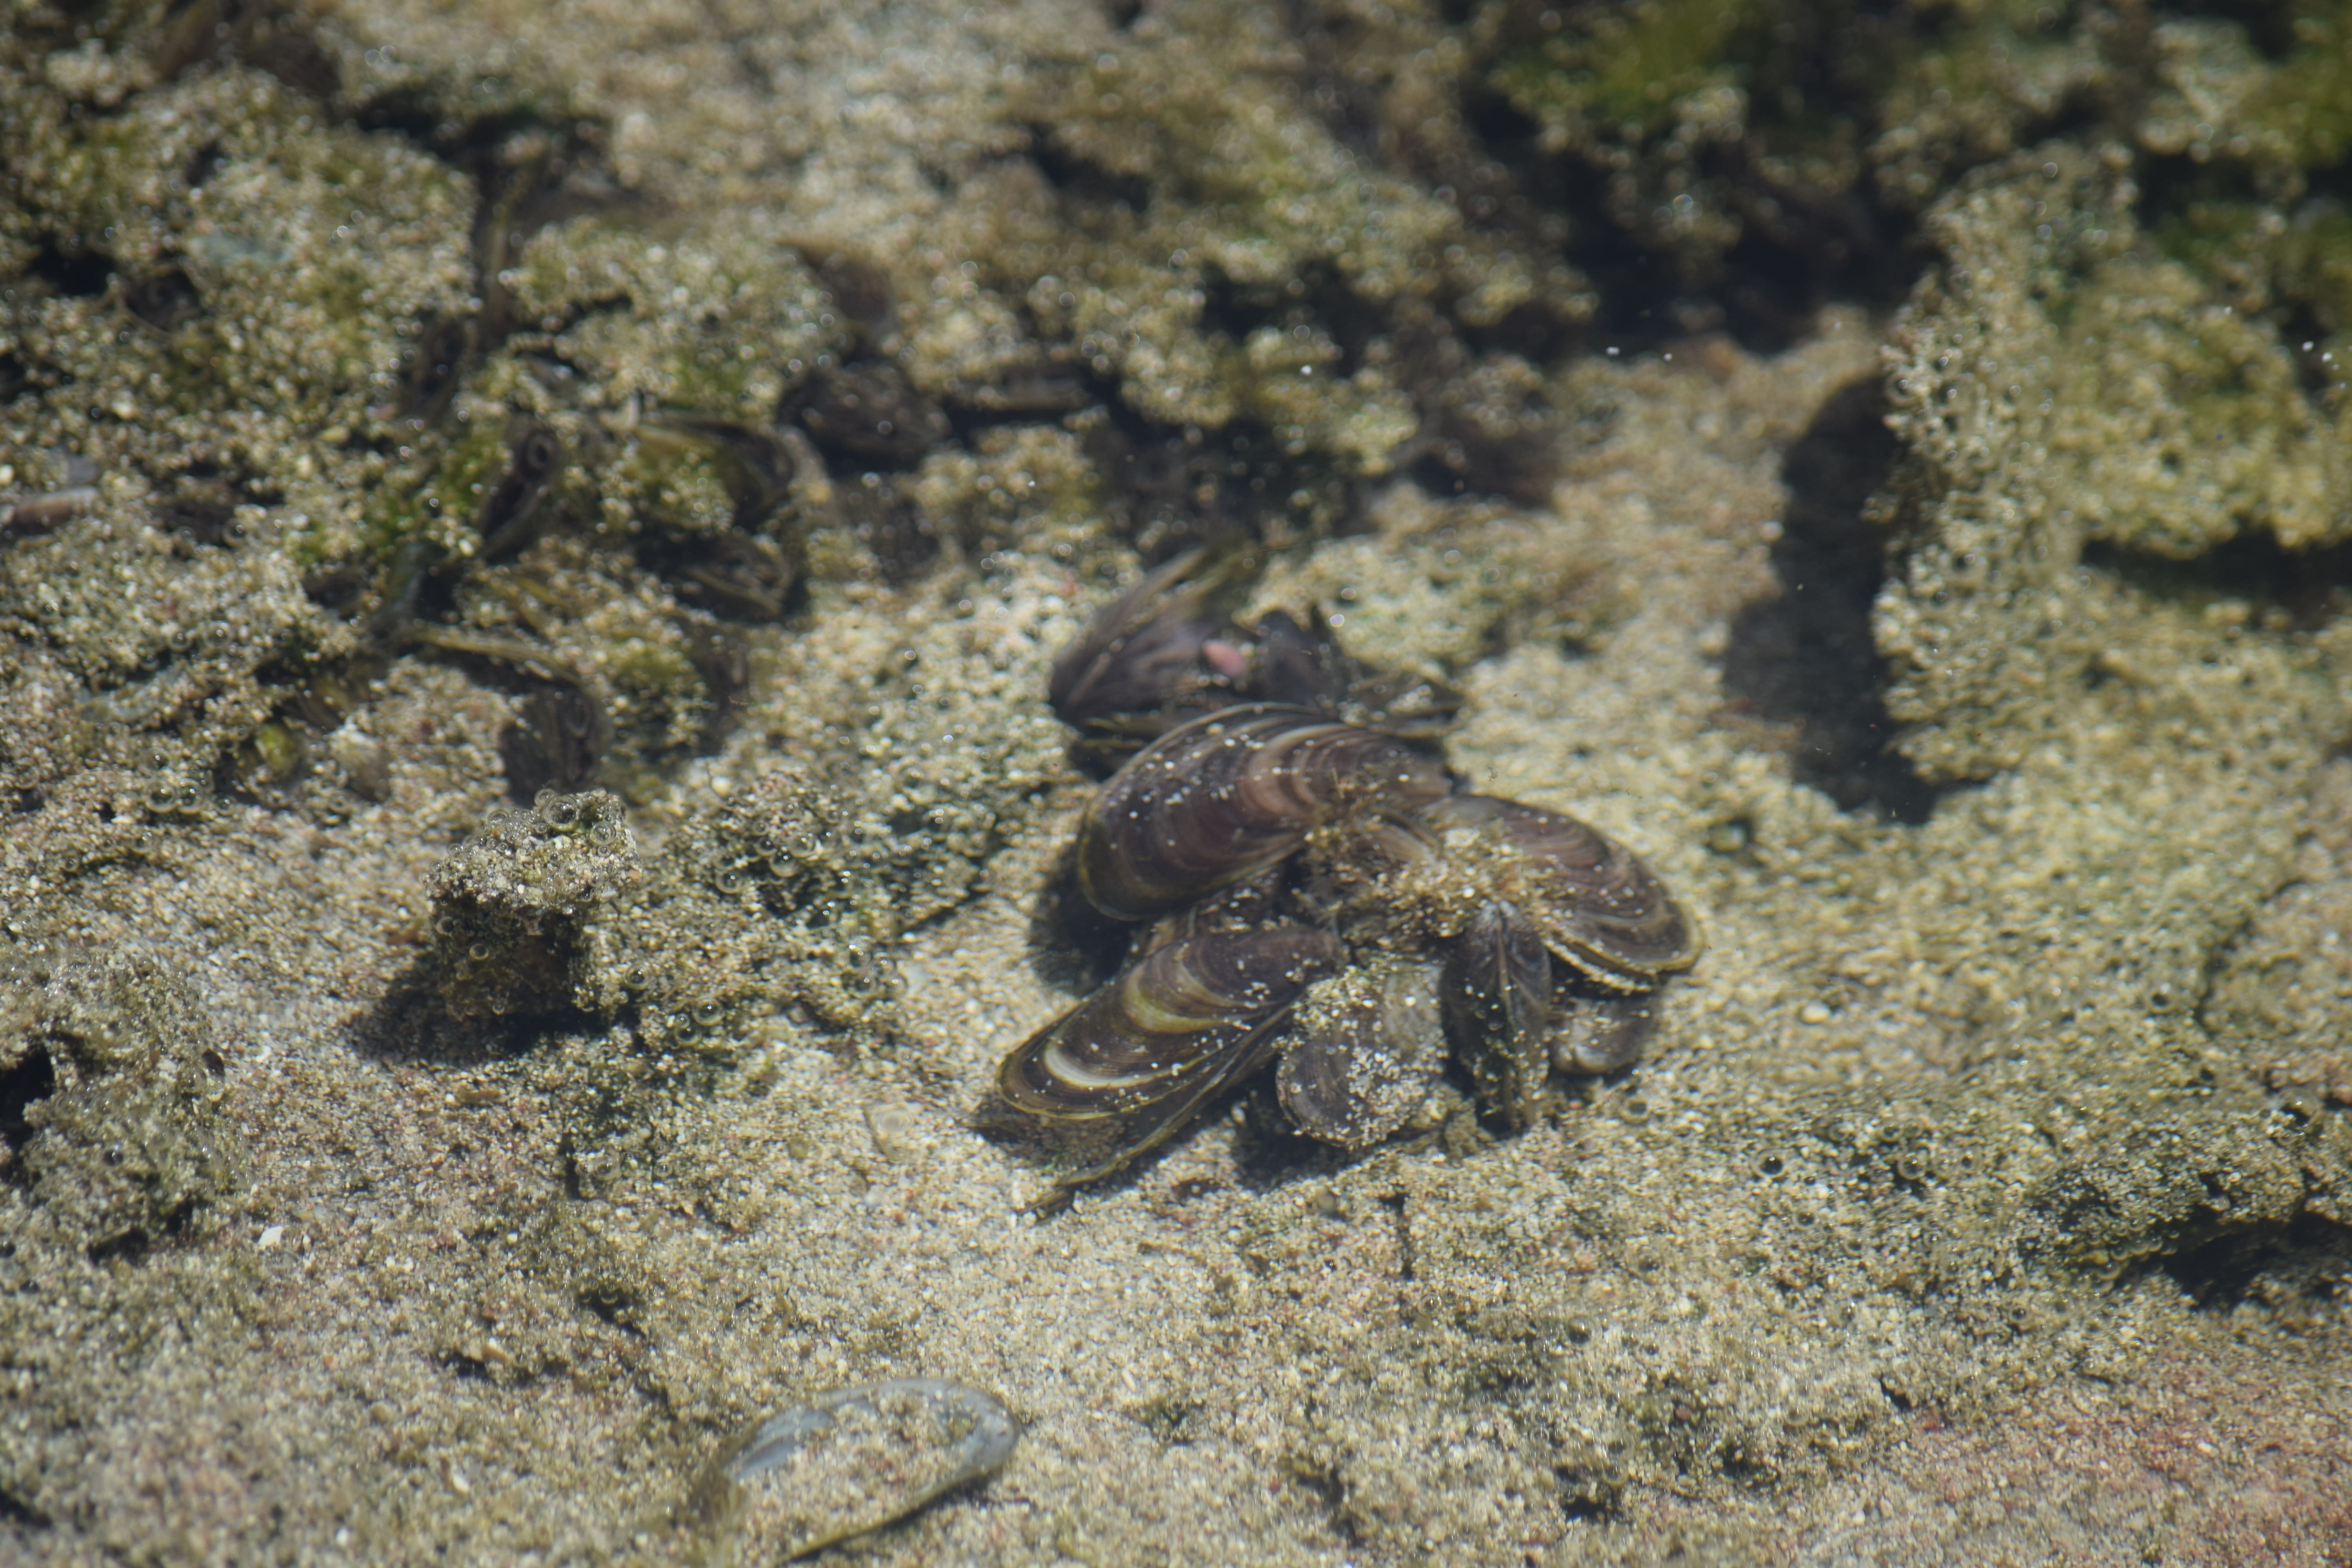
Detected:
[{"left": 996, "top": 546, "right": 1701, "bottom": 1183}]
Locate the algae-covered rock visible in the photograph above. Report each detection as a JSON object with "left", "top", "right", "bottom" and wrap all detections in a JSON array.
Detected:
[
  {"left": 0, "top": 944, "right": 244, "bottom": 1253},
  {"left": 505, "top": 216, "right": 838, "bottom": 426},
  {"left": 428, "top": 788, "right": 639, "bottom": 1019},
  {"left": 0, "top": 64, "right": 476, "bottom": 568},
  {"left": 582, "top": 568, "right": 1076, "bottom": 1063},
  {"left": 1871, "top": 142, "right": 2350, "bottom": 779},
  {"left": 2024, "top": 1117, "right": 2310, "bottom": 1275},
  {"left": 4, "top": 0, "right": 2352, "bottom": 1562},
  {"left": 2051, "top": 252, "right": 2341, "bottom": 556}
]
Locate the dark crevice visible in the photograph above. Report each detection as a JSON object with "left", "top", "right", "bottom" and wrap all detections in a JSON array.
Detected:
[
  {"left": 0, "top": 1045, "right": 56, "bottom": 1155},
  {"left": 26, "top": 245, "right": 114, "bottom": 299},
  {"left": 577, "top": 1284, "right": 644, "bottom": 1333},
  {"left": 1024, "top": 131, "right": 1153, "bottom": 212},
  {"left": 1078, "top": 398, "right": 1370, "bottom": 562},
  {"left": 85, "top": 1227, "right": 153, "bottom": 1266},
  {"left": 183, "top": 139, "right": 226, "bottom": 189},
  {"left": 2159, "top": 1213, "right": 2352, "bottom": 1313},
  {"left": 1719, "top": 377, "right": 1940, "bottom": 822},
  {"left": 122, "top": 263, "right": 203, "bottom": 332},
  {"left": 1381, "top": 1190, "right": 1414, "bottom": 1282},
  {"left": 0, "top": 1486, "right": 53, "bottom": 1530},
  {"left": 2082, "top": 532, "right": 2352, "bottom": 631}
]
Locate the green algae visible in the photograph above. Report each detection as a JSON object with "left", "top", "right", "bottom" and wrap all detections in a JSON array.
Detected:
[
  {"left": 504, "top": 217, "right": 837, "bottom": 426},
  {"left": 1872, "top": 141, "right": 2350, "bottom": 782}
]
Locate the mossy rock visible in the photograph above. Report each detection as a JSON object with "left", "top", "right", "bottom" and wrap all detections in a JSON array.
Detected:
[{"left": 1, "top": 945, "right": 245, "bottom": 1255}]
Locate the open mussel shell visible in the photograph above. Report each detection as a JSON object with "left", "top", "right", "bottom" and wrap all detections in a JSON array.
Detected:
[
  {"left": 1076, "top": 704, "right": 1452, "bottom": 922},
  {"left": 1049, "top": 539, "right": 1263, "bottom": 739},
  {"left": 997, "top": 924, "right": 1342, "bottom": 1183},
  {"left": 1442, "top": 898, "right": 1556, "bottom": 1131},
  {"left": 1417, "top": 794, "right": 1700, "bottom": 988},
  {"left": 1278, "top": 956, "right": 1448, "bottom": 1150}
]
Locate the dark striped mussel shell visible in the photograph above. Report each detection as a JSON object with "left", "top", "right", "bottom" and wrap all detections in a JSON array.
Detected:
[
  {"left": 1441, "top": 898, "right": 1558, "bottom": 1131},
  {"left": 1414, "top": 793, "right": 1700, "bottom": 989},
  {"left": 1048, "top": 541, "right": 1262, "bottom": 748},
  {"left": 1075, "top": 705, "right": 1452, "bottom": 922},
  {"left": 997, "top": 922, "right": 1342, "bottom": 1183},
  {"left": 1013, "top": 561, "right": 1704, "bottom": 1182}
]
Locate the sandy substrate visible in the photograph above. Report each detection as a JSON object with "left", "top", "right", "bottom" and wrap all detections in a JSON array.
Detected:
[{"left": 4, "top": 2, "right": 2350, "bottom": 1565}]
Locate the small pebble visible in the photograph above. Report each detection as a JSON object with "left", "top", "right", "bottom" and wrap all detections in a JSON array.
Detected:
[
  {"left": 694, "top": 1378, "right": 1018, "bottom": 1561},
  {"left": 1798, "top": 1001, "right": 1832, "bottom": 1025},
  {"left": 863, "top": 1101, "right": 918, "bottom": 1162}
]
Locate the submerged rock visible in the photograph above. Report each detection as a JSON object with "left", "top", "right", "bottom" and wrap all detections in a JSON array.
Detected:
[
  {"left": 427, "top": 788, "right": 639, "bottom": 1020},
  {"left": 0, "top": 944, "right": 243, "bottom": 1255}
]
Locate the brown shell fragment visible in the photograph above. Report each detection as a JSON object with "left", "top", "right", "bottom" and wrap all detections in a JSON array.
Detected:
[
  {"left": 997, "top": 924, "right": 1341, "bottom": 1182},
  {"left": 1075, "top": 705, "right": 1452, "bottom": 922},
  {"left": 1278, "top": 956, "right": 1448, "bottom": 1150},
  {"left": 1418, "top": 794, "right": 1700, "bottom": 989},
  {"left": 1442, "top": 898, "right": 1556, "bottom": 1131}
]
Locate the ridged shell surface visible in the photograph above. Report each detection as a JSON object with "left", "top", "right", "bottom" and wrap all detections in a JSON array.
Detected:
[
  {"left": 1441, "top": 898, "right": 1556, "bottom": 1130},
  {"left": 1419, "top": 794, "right": 1700, "bottom": 987},
  {"left": 1048, "top": 542, "right": 1258, "bottom": 728},
  {"left": 998, "top": 925, "right": 1342, "bottom": 1121},
  {"left": 1077, "top": 704, "right": 1451, "bottom": 922}
]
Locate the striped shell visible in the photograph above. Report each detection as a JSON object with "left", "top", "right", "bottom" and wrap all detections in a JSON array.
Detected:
[
  {"left": 1415, "top": 793, "right": 1700, "bottom": 989},
  {"left": 1048, "top": 541, "right": 1259, "bottom": 736},
  {"left": 1075, "top": 705, "right": 1451, "bottom": 922},
  {"left": 1441, "top": 898, "right": 1557, "bottom": 1131},
  {"left": 997, "top": 924, "right": 1341, "bottom": 1182}
]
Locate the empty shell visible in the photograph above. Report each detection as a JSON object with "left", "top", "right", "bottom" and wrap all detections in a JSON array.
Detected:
[{"left": 693, "top": 1377, "right": 1018, "bottom": 1561}]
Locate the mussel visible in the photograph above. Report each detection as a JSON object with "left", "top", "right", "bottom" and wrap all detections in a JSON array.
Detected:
[
  {"left": 998, "top": 924, "right": 1341, "bottom": 1183},
  {"left": 1047, "top": 541, "right": 1460, "bottom": 765},
  {"left": 793, "top": 361, "right": 950, "bottom": 463},
  {"left": 1047, "top": 541, "right": 1261, "bottom": 746},
  {"left": 1074, "top": 704, "right": 1451, "bottom": 922},
  {"left": 1277, "top": 956, "right": 1448, "bottom": 1150},
  {"left": 1415, "top": 794, "right": 1700, "bottom": 989},
  {"left": 1441, "top": 898, "right": 1557, "bottom": 1132},
  {"left": 999, "top": 560, "right": 1702, "bottom": 1187}
]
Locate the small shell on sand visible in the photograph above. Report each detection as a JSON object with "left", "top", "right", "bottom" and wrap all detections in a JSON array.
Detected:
[{"left": 692, "top": 1377, "right": 1019, "bottom": 1561}]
